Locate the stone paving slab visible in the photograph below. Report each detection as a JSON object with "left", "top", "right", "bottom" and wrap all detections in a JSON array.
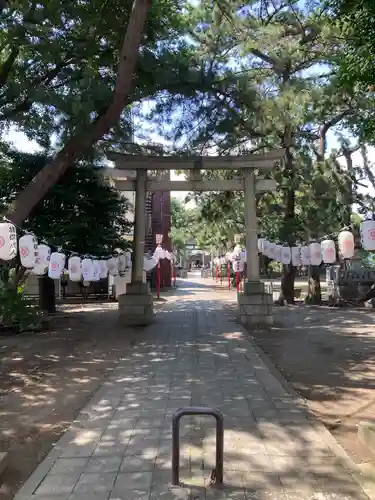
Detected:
[{"left": 14, "top": 276, "right": 370, "bottom": 500}]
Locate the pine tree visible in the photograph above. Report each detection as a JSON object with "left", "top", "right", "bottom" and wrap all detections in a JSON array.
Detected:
[{"left": 153, "top": 0, "right": 371, "bottom": 303}]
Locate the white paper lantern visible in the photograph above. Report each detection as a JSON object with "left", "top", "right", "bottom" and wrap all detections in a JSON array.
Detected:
[
  {"left": 118, "top": 254, "right": 126, "bottom": 273},
  {"left": 338, "top": 230, "right": 355, "bottom": 259},
  {"left": 268, "top": 242, "right": 277, "bottom": 260},
  {"left": 291, "top": 246, "right": 302, "bottom": 266},
  {"left": 274, "top": 244, "right": 282, "bottom": 262},
  {"left": 68, "top": 256, "right": 82, "bottom": 282},
  {"left": 32, "top": 244, "right": 51, "bottom": 275},
  {"left": 231, "top": 244, "right": 242, "bottom": 260},
  {"left": 48, "top": 252, "right": 65, "bottom": 279},
  {"left": 360, "top": 220, "right": 375, "bottom": 251},
  {"left": 124, "top": 251, "right": 132, "bottom": 267},
  {"left": 99, "top": 260, "right": 108, "bottom": 279},
  {"left": 37, "top": 244, "right": 51, "bottom": 266},
  {"left": 19, "top": 234, "right": 38, "bottom": 268},
  {"left": 281, "top": 246, "right": 291, "bottom": 264},
  {"left": 165, "top": 251, "right": 172, "bottom": 260},
  {"left": 144, "top": 255, "right": 158, "bottom": 272},
  {"left": 82, "top": 258, "right": 94, "bottom": 281},
  {"left": 301, "top": 246, "right": 310, "bottom": 266},
  {"left": 262, "top": 240, "right": 270, "bottom": 257},
  {"left": 154, "top": 246, "right": 166, "bottom": 260},
  {"left": 257, "top": 238, "right": 265, "bottom": 253},
  {"left": 0, "top": 222, "right": 17, "bottom": 261},
  {"left": 309, "top": 242, "right": 322, "bottom": 266},
  {"left": 92, "top": 260, "right": 101, "bottom": 281},
  {"left": 31, "top": 265, "right": 47, "bottom": 276},
  {"left": 107, "top": 257, "right": 119, "bottom": 276},
  {"left": 321, "top": 239, "right": 336, "bottom": 264},
  {"left": 240, "top": 250, "right": 247, "bottom": 262},
  {"left": 232, "top": 260, "right": 244, "bottom": 272}
]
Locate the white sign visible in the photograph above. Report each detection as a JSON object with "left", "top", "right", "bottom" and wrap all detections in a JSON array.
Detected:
[
  {"left": 234, "top": 234, "right": 241, "bottom": 244},
  {"left": 232, "top": 260, "right": 244, "bottom": 272},
  {"left": 156, "top": 234, "right": 163, "bottom": 244}
]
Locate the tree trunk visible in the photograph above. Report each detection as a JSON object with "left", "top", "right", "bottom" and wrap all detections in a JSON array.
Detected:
[
  {"left": 279, "top": 138, "right": 296, "bottom": 304},
  {"left": 38, "top": 276, "right": 56, "bottom": 313},
  {"left": 10, "top": 263, "right": 26, "bottom": 287},
  {"left": 278, "top": 264, "right": 296, "bottom": 304},
  {"left": 306, "top": 266, "right": 321, "bottom": 304},
  {"left": 342, "top": 147, "right": 354, "bottom": 226},
  {"left": 5, "top": 0, "right": 152, "bottom": 226}
]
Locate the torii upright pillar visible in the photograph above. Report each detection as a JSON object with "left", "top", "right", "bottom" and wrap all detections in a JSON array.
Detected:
[
  {"left": 118, "top": 168, "right": 154, "bottom": 326},
  {"left": 238, "top": 168, "right": 273, "bottom": 326}
]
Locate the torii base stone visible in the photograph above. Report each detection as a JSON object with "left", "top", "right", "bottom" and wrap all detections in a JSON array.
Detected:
[{"left": 238, "top": 281, "right": 273, "bottom": 327}]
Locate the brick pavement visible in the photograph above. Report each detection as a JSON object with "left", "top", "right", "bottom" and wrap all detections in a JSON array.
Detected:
[{"left": 14, "top": 275, "right": 369, "bottom": 500}]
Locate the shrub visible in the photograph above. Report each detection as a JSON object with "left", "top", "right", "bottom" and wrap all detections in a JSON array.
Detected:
[{"left": 0, "top": 267, "right": 42, "bottom": 333}]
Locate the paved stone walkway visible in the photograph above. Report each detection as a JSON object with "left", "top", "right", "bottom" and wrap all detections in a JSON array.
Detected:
[{"left": 15, "top": 275, "right": 369, "bottom": 500}]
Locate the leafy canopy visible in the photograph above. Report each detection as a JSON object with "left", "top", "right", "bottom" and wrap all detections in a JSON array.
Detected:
[
  {"left": 0, "top": 0, "right": 192, "bottom": 150},
  {"left": 0, "top": 150, "right": 132, "bottom": 255},
  {"left": 327, "top": 0, "right": 375, "bottom": 141}
]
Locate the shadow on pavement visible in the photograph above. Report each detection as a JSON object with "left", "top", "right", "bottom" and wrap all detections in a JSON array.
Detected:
[{"left": 12, "top": 276, "right": 371, "bottom": 500}]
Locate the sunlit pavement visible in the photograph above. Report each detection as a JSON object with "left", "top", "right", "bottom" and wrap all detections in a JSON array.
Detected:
[{"left": 15, "top": 273, "right": 369, "bottom": 500}]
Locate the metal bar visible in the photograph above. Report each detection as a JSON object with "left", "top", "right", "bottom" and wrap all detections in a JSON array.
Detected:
[
  {"left": 171, "top": 406, "right": 224, "bottom": 486},
  {"left": 107, "top": 149, "right": 285, "bottom": 170}
]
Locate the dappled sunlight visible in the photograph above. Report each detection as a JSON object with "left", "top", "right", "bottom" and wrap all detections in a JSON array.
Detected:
[{"left": 1, "top": 275, "right": 372, "bottom": 499}]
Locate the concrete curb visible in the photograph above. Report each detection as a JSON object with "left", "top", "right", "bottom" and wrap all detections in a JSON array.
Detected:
[{"left": 247, "top": 332, "right": 373, "bottom": 499}]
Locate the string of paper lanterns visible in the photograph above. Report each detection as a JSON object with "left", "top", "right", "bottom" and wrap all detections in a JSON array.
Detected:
[
  {"left": 0, "top": 219, "right": 167, "bottom": 283},
  {"left": 212, "top": 219, "right": 375, "bottom": 269},
  {"left": 257, "top": 222, "right": 375, "bottom": 265},
  {"left": 259, "top": 239, "right": 339, "bottom": 265},
  {"left": 213, "top": 245, "right": 246, "bottom": 274}
]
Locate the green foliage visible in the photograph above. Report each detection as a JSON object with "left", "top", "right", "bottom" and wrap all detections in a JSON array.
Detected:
[
  {"left": 170, "top": 197, "right": 200, "bottom": 250},
  {"left": 0, "top": 0, "right": 192, "bottom": 150},
  {"left": 0, "top": 266, "right": 41, "bottom": 332},
  {"left": 330, "top": 0, "right": 375, "bottom": 87},
  {"left": 155, "top": 0, "right": 375, "bottom": 305},
  {"left": 327, "top": 0, "right": 375, "bottom": 141},
  {"left": 171, "top": 195, "right": 245, "bottom": 251},
  {"left": 0, "top": 149, "right": 132, "bottom": 255},
  {"left": 158, "top": 0, "right": 373, "bottom": 256}
]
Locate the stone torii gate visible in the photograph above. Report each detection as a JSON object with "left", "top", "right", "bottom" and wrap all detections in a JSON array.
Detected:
[{"left": 106, "top": 149, "right": 285, "bottom": 327}]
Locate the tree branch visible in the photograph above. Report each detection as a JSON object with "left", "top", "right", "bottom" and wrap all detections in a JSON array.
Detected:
[
  {"left": 314, "top": 111, "right": 351, "bottom": 161},
  {"left": 0, "top": 98, "right": 32, "bottom": 119},
  {"left": 250, "top": 48, "right": 278, "bottom": 68},
  {"left": 0, "top": 57, "right": 76, "bottom": 120},
  {"left": 6, "top": 0, "right": 153, "bottom": 226},
  {"left": 0, "top": 47, "right": 20, "bottom": 89},
  {"left": 0, "top": 1, "right": 38, "bottom": 89}
]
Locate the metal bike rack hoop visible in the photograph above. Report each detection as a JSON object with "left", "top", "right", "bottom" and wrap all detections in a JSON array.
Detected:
[{"left": 171, "top": 406, "right": 224, "bottom": 486}]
